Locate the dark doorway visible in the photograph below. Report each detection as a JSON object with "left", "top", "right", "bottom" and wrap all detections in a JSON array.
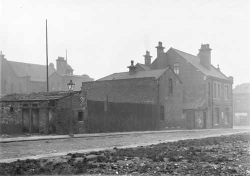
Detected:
[
  {"left": 186, "top": 110, "right": 195, "bottom": 129},
  {"left": 22, "top": 109, "right": 30, "bottom": 133},
  {"left": 203, "top": 111, "right": 207, "bottom": 129},
  {"left": 32, "top": 109, "right": 39, "bottom": 133}
]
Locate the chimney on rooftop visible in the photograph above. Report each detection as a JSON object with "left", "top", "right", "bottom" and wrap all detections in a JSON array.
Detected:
[
  {"left": 128, "top": 60, "right": 137, "bottom": 74},
  {"left": 144, "top": 51, "right": 152, "bottom": 66},
  {"left": 56, "top": 56, "right": 67, "bottom": 74},
  {"left": 156, "top": 41, "right": 165, "bottom": 58},
  {"left": 198, "top": 44, "right": 212, "bottom": 70}
]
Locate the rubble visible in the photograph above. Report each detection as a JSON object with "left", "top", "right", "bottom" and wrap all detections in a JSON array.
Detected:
[{"left": 0, "top": 132, "right": 249, "bottom": 175}]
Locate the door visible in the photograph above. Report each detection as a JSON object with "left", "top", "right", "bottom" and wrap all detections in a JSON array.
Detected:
[
  {"left": 186, "top": 110, "right": 195, "bottom": 129},
  {"left": 32, "top": 109, "right": 39, "bottom": 133},
  {"left": 203, "top": 111, "right": 207, "bottom": 129}
]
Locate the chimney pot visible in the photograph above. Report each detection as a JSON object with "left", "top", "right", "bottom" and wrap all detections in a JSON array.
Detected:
[
  {"left": 156, "top": 41, "right": 165, "bottom": 58},
  {"left": 144, "top": 50, "right": 152, "bottom": 66},
  {"left": 128, "top": 60, "right": 136, "bottom": 74}
]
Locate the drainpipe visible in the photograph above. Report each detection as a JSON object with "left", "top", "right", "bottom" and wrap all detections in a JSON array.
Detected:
[
  {"left": 156, "top": 80, "right": 160, "bottom": 130},
  {"left": 211, "top": 80, "right": 214, "bottom": 129}
]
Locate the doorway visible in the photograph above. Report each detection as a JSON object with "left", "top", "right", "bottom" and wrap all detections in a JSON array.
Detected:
[
  {"left": 186, "top": 110, "right": 195, "bottom": 129},
  {"left": 203, "top": 111, "right": 207, "bottom": 129}
]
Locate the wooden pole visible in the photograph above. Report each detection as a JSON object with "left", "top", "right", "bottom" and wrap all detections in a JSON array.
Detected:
[{"left": 46, "top": 19, "right": 49, "bottom": 92}]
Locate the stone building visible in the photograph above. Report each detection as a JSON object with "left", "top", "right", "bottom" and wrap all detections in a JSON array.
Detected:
[
  {"left": 233, "top": 83, "right": 250, "bottom": 126},
  {"left": 0, "top": 52, "right": 94, "bottom": 95},
  {"left": 135, "top": 42, "right": 233, "bottom": 129},
  {"left": 0, "top": 91, "right": 87, "bottom": 135},
  {"left": 82, "top": 61, "right": 183, "bottom": 130}
]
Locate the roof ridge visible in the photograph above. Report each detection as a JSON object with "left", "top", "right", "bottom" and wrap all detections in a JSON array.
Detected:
[
  {"left": 8, "top": 60, "right": 47, "bottom": 67},
  {"left": 171, "top": 47, "right": 198, "bottom": 58}
]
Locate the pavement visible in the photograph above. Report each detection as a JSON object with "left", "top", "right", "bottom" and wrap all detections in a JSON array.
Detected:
[
  {"left": 0, "top": 127, "right": 249, "bottom": 163},
  {"left": 1, "top": 126, "right": 249, "bottom": 143}
]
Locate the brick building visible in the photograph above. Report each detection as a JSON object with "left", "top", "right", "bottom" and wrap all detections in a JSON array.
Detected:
[
  {"left": 82, "top": 61, "right": 183, "bottom": 130},
  {"left": 136, "top": 42, "right": 233, "bottom": 129},
  {"left": 233, "top": 83, "right": 250, "bottom": 126},
  {"left": 0, "top": 52, "right": 94, "bottom": 95}
]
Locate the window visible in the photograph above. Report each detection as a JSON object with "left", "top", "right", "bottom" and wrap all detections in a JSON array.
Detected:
[
  {"left": 213, "top": 82, "right": 221, "bottom": 99},
  {"left": 225, "top": 108, "right": 229, "bottom": 124},
  {"left": 217, "top": 83, "right": 221, "bottom": 99},
  {"left": 213, "top": 83, "right": 217, "bottom": 98},
  {"left": 78, "top": 111, "right": 83, "bottom": 121},
  {"left": 169, "top": 78, "right": 173, "bottom": 93},
  {"left": 173, "top": 62, "right": 179, "bottom": 74},
  {"left": 214, "top": 108, "right": 220, "bottom": 124},
  {"left": 160, "top": 106, "right": 164, "bottom": 121},
  {"left": 9, "top": 105, "right": 14, "bottom": 113},
  {"left": 224, "top": 85, "right": 229, "bottom": 100}
]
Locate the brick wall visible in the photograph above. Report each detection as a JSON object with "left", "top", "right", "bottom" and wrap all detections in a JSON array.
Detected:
[
  {"left": 82, "top": 78, "right": 158, "bottom": 104},
  {"left": 159, "top": 68, "right": 183, "bottom": 129}
]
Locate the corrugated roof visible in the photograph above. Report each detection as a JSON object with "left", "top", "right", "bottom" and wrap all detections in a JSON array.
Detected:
[
  {"left": 171, "top": 48, "right": 229, "bottom": 80},
  {"left": 8, "top": 61, "right": 55, "bottom": 82},
  {"left": 233, "top": 83, "right": 250, "bottom": 94},
  {"left": 98, "top": 68, "right": 169, "bottom": 81}
]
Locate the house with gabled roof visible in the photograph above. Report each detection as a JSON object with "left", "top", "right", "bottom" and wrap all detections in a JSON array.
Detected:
[
  {"left": 82, "top": 61, "right": 183, "bottom": 130},
  {"left": 137, "top": 41, "right": 233, "bottom": 129},
  {"left": 233, "top": 83, "right": 250, "bottom": 126},
  {"left": 0, "top": 52, "right": 94, "bottom": 95}
]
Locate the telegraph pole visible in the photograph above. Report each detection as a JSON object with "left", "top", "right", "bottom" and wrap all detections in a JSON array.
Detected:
[{"left": 46, "top": 19, "right": 49, "bottom": 92}]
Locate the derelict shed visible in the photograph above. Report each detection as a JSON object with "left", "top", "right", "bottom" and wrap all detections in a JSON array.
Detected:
[{"left": 0, "top": 91, "right": 87, "bottom": 135}]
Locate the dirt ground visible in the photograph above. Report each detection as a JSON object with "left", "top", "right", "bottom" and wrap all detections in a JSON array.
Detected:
[
  {"left": 0, "top": 129, "right": 248, "bottom": 161},
  {"left": 0, "top": 132, "right": 249, "bottom": 175}
]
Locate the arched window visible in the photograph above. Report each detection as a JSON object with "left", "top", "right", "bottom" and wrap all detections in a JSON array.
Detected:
[
  {"left": 160, "top": 106, "right": 165, "bottom": 121},
  {"left": 169, "top": 78, "right": 173, "bottom": 93}
]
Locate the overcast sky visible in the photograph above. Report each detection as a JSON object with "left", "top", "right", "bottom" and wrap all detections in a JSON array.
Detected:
[{"left": 1, "top": 0, "right": 249, "bottom": 86}]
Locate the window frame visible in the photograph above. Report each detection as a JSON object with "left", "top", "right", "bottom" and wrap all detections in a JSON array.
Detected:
[
  {"left": 224, "top": 85, "right": 229, "bottom": 100},
  {"left": 173, "top": 62, "right": 180, "bottom": 75},
  {"left": 168, "top": 78, "right": 173, "bottom": 94},
  {"left": 78, "top": 111, "right": 84, "bottom": 122}
]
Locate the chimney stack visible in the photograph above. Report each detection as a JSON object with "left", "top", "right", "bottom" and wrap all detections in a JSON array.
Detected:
[
  {"left": 144, "top": 51, "right": 152, "bottom": 66},
  {"left": 128, "top": 60, "right": 137, "bottom": 74},
  {"left": 156, "top": 41, "right": 165, "bottom": 58},
  {"left": 198, "top": 44, "right": 212, "bottom": 69}
]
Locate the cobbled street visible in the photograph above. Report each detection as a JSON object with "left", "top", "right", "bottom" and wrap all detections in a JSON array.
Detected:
[{"left": 0, "top": 129, "right": 249, "bottom": 162}]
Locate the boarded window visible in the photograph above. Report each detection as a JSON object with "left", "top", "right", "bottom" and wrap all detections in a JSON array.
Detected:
[
  {"left": 78, "top": 111, "right": 83, "bottom": 121},
  {"left": 169, "top": 78, "right": 173, "bottom": 94},
  {"left": 160, "top": 106, "right": 164, "bottom": 121},
  {"left": 215, "top": 108, "right": 220, "bottom": 124}
]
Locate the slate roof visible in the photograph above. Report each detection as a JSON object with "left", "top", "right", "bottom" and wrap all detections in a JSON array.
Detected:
[
  {"left": 233, "top": 83, "right": 250, "bottom": 94},
  {"left": 136, "top": 63, "right": 152, "bottom": 71},
  {"left": 0, "top": 91, "right": 80, "bottom": 102},
  {"left": 98, "top": 68, "right": 169, "bottom": 81},
  {"left": 171, "top": 48, "right": 229, "bottom": 80},
  {"left": 8, "top": 61, "right": 55, "bottom": 82}
]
